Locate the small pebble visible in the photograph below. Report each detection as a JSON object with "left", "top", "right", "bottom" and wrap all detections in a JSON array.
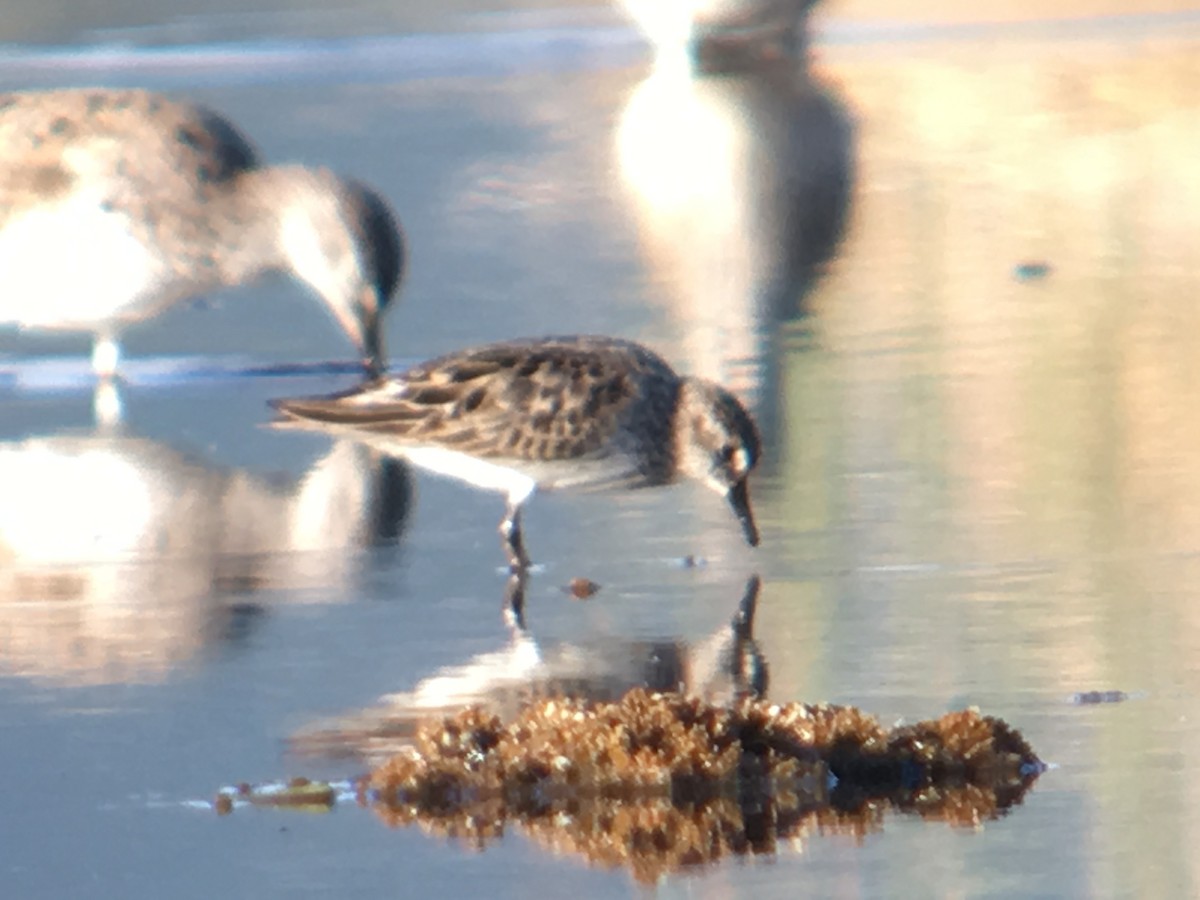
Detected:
[
  {"left": 566, "top": 577, "right": 600, "bottom": 599},
  {"left": 1014, "top": 261, "right": 1052, "bottom": 281}
]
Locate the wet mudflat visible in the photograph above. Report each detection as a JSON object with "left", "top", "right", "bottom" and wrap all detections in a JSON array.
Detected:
[{"left": 2, "top": 3, "right": 1200, "bottom": 897}]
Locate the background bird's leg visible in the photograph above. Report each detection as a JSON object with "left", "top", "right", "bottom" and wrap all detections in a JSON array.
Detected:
[
  {"left": 90, "top": 333, "right": 124, "bottom": 427},
  {"left": 91, "top": 334, "right": 120, "bottom": 379},
  {"left": 92, "top": 381, "right": 124, "bottom": 429}
]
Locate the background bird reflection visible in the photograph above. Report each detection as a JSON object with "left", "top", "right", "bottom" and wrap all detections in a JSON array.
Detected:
[
  {"left": 615, "top": 46, "right": 853, "bottom": 446},
  {"left": 0, "top": 432, "right": 410, "bottom": 684}
]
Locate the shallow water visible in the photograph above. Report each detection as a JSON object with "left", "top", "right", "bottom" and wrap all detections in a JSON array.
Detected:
[{"left": 3, "top": 2, "right": 1200, "bottom": 897}]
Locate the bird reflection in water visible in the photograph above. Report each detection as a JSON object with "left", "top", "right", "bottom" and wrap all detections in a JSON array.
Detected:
[
  {"left": 618, "top": 0, "right": 818, "bottom": 72},
  {"left": 615, "top": 6, "right": 853, "bottom": 433},
  {"left": 290, "top": 575, "right": 768, "bottom": 764},
  {"left": 0, "top": 434, "right": 410, "bottom": 685}
]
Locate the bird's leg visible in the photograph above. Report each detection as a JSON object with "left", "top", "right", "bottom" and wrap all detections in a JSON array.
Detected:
[{"left": 499, "top": 499, "right": 531, "bottom": 572}]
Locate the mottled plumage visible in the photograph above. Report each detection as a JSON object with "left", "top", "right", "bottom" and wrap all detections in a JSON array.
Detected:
[
  {"left": 272, "top": 336, "right": 761, "bottom": 569},
  {"left": 0, "top": 88, "right": 403, "bottom": 376}
]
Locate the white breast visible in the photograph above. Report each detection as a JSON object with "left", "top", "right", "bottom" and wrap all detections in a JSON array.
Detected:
[{"left": 0, "top": 191, "right": 165, "bottom": 331}]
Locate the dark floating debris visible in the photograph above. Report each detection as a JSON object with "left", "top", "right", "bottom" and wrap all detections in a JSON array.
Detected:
[
  {"left": 215, "top": 776, "right": 339, "bottom": 815},
  {"left": 565, "top": 577, "right": 601, "bottom": 600},
  {"left": 359, "top": 689, "right": 1044, "bottom": 880},
  {"left": 1013, "top": 260, "right": 1052, "bottom": 281},
  {"left": 1071, "top": 690, "right": 1130, "bottom": 705}
]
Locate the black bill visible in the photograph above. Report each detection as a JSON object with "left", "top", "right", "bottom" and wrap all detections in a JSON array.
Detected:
[{"left": 727, "top": 478, "right": 759, "bottom": 547}]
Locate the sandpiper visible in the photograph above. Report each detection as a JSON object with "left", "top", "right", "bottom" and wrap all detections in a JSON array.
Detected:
[
  {"left": 271, "top": 335, "right": 761, "bottom": 570},
  {"left": 0, "top": 88, "right": 404, "bottom": 377}
]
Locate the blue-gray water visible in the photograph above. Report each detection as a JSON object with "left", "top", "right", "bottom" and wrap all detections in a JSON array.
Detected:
[{"left": 3, "top": 3, "right": 1200, "bottom": 897}]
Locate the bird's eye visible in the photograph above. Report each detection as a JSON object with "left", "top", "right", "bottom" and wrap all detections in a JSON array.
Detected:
[{"left": 719, "top": 445, "right": 736, "bottom": 464}]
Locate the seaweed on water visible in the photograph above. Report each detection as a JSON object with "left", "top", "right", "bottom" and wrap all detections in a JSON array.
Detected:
[{"left": 351, "top": 689, "right": 1043, "bottom": 880}]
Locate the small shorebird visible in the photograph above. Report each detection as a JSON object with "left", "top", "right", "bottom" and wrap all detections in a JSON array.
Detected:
[
  {"left": 271, "top": 335, "right": 761, "bottom": 570},
  {"left": 0, "top": 88, "right": 403, "bottom": 377}
]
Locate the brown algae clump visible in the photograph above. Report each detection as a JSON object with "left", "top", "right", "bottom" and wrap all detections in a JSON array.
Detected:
[
  {"left": 360, "top": 690, "right": 1043, "bottom": 878},
  {"left": 366, "top": 691, "right": 1040, "bottom": 805},
  {"left": 367, "top": 690, "right": 833, "bottom": 807}
]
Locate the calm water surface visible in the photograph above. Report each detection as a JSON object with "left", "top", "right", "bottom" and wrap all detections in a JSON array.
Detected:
[{"left": 2, "top": 3, "right": 1200, "bottom": 897}]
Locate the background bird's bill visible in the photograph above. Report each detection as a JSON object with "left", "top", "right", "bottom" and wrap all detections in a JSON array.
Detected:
[{"left": 332, "top": 284, "right": 384, "bottom": 378}]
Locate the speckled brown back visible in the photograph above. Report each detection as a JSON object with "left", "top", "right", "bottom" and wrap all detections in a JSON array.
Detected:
[
  {"left": 275, "top": 336, "right": 685, "bottom": 479},
  {"left": 0, "top": 89, "right": 258, "bottom": 213}
]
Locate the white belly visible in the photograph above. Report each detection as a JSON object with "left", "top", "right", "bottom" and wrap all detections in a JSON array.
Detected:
[
  {"left": 0, "top": 193, "right": 166, "bottom": 332},
  {"left": 396, "top": 444, "right": 642, "bottom": 500},
  {"left": 400, "top": 445, "right": 539, "bottom": 504}
]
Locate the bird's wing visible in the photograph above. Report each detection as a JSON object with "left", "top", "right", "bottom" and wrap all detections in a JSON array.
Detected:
[{"left": 272, "top": 337, "right": 678, "bottom": 463}]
